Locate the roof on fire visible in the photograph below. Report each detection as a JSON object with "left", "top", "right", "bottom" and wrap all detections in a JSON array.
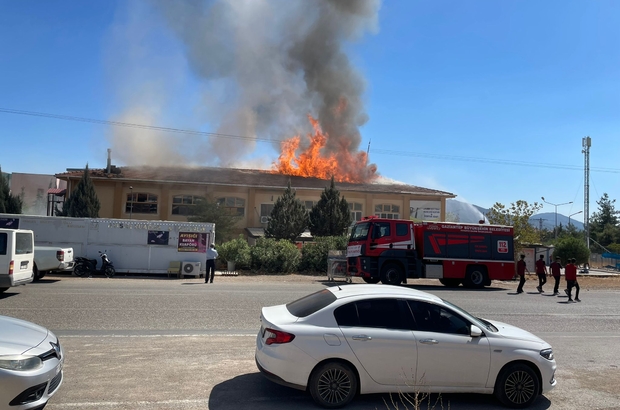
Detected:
[{"left": 56, "top": 166, "right": 455, "bottom": 197}]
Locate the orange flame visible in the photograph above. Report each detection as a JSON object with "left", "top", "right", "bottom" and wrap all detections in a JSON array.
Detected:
[{"left": 274, "top": 114, "right": 377, "bottom": 183}]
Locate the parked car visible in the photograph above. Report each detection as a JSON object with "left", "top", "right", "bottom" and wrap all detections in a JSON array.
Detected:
[
  {"left": 0, "top": 315, "right": 64, "bottom": 410},
  {"left": 255, "top": 284, "right": 556, "bottom": 408},
  {"left": 33, "top": 246, "right": 74, "bottom": 281}
]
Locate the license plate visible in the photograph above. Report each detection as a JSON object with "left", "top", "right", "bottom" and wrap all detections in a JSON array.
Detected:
[{"left": 20, "top": 261, "right": 28, "bottom": 270}]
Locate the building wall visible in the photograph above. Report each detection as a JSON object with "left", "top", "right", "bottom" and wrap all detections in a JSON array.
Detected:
[
  {"left": 66, "top": 178, "right": 449, "bottom": 234},
  {"left": 9, "top": 173, "right": 66, "bottom": 216}
]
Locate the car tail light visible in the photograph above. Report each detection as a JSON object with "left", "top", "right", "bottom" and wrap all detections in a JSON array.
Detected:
[
  {"left": 265, "top": 328, "right": 295, "bottom": 345},
  {"left": 9, "top": 260, "right": 14, "bottom": 275},
  {"left": 57, "top": 250, "right": 65, "bottom": 262}
]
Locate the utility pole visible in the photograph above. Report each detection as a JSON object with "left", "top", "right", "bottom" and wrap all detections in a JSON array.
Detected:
[
  {"left": 582, "top": 137, "right": 591, "bottom": 249},
  {"left": 533, "top": 217, "right": 545, "bottom": 231}
]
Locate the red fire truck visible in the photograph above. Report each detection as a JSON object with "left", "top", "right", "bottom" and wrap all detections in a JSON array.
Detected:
[{"left": 347, "top": 217, "right": 515, "bottom": 288}]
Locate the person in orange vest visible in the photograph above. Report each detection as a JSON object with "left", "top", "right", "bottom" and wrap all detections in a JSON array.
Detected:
[
  {"left": 564, "top": 258, "right": 581, "bottom": 302},
  {"left": 535, "top": 254, "right": 548, "bottom": 293}
]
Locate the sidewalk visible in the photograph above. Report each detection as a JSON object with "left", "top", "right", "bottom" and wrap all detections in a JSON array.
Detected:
[{"left": 578, "top": 267, "right": 620, "bottom": 277}]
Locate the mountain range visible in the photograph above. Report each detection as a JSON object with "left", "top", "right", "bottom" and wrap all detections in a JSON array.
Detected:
[{"left": 446, "top": 199, "right": 584, "bottom": 230}]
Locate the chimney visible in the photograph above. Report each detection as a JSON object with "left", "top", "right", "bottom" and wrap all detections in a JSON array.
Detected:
[{"left": 106, "top": 149, "right": 112, "bottom": 174}]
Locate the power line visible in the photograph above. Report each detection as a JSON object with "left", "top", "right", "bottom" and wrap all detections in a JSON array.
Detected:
[
  {"left": 371, "top": 148, "right": 620, "bottom": 173},
  {"left": 0, "top": 107, "right": 268, "bottom": 143},
  {"left": 2, "top": 107, "right": 620, "bottom": 174}
]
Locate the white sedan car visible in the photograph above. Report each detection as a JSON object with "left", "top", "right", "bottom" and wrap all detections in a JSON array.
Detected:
[
  {"left": 256, "top": 284, "right": 556, "bottom": 408},
  {"left": 0, "top": 315, "right": 65, "bottom": 410}
]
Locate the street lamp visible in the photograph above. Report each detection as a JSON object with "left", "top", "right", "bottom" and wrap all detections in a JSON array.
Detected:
[
  {"left": 541, "top": 197, "right": 573, "bottom": 239},
  {"left": 129, "top": 186, "right": 133, "bottom": 220},
  {"left": 569, "top": 211, "right": 583, "bottom": 228}
]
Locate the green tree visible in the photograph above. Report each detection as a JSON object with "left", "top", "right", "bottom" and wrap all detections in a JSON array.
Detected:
[
  {"left": 57, "top": 165, "right": 101, "bottom": 217},
  {"left": 0, "top": 167, "right": 23, "bottom": 214},
  {"left": 309, "top": 177, "right": 351, "bottom": 237},
  {"left": 188, "top": 196, "right": 241, "bottom": 244},
  {"left": 265, "top": 181, "right": 309, "bottom": 242},
  {"left": 486, "top": 200, "right": 542, "bottom": 255},
  {"left": 552, "top": 236, "right": 590, "bottom": 266},
  {"left": 590, "top": 193, "right": 620, "bottom": 248}
]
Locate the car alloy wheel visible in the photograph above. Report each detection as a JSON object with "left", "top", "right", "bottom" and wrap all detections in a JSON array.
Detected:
[
  {"left": 310, "top": 362, "right": 357, "bottom": 408},
  {"left": 495, "top": 363, "right": 539, "bottom": 408}
]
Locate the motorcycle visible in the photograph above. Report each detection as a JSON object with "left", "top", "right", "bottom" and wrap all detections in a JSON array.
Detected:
[{"left": 74, "top": 250, "right": 116, "bottom": 278}]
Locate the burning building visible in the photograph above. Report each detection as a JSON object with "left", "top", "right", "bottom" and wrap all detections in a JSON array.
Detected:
[{"left": 57, "top": 165, "right": 455, "bottom": 240}]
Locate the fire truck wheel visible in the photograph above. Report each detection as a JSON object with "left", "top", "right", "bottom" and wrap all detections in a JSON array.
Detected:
[
  {"left": 463, "top": 266, "right": 488, "bottom": 289},
  {"left": 380, "top": 263, "right": 403, "bottom": 286},
  {"left": 362, "top": 277, "right": 380, "bottom": 284}
]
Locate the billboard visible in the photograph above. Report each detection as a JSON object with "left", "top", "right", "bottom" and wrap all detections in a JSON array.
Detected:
[{"left": 410, "top": 200, "right": 441, "bottom": 221}]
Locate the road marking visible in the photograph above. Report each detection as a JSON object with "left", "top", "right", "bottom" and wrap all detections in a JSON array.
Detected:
[
  {"left": 49, "top": 399, "right": 210, "bottom": 407},
  {"left": 58, "top": 333, "right": 256, "bottom": 338}
]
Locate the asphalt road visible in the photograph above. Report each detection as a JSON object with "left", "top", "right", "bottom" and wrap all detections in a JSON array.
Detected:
[{"left": 1, "top": 275, "right": 619, "bottom": 410}]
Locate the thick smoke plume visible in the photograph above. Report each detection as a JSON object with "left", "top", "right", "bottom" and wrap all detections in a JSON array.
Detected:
[{"left": 109, "top": 0, "right": 380, "bottom": 180}]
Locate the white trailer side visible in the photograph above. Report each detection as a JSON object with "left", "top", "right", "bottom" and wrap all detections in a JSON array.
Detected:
[{"left": 0, "top": 214, "right": 214, "bottom": 275}]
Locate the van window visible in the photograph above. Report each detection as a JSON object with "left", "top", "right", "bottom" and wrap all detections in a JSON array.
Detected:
[
  {"left": 0, "top": 233, "right": 6, "bottom": 255},
  {"left": 15, "top": 233, "right": 33, "bottom": 255}
]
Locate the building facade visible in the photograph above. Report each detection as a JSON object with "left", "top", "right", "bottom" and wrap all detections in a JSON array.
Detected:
[{"left": 57, "top": 166, "right": 455, "bottom": 237}]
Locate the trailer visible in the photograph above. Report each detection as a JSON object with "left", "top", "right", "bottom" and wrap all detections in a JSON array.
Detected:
[{"left": 0, "top": 214, "right": 214, "bottom": 276}]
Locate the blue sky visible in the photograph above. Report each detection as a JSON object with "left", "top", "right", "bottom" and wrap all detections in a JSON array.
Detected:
[{"left": 1, "top": 0, "right": 618, "bottom": 222}]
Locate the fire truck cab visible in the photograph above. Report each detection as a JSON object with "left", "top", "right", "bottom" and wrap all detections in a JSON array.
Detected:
[{"left": 347, "top": 217, "right": 515, "bottom": 288}]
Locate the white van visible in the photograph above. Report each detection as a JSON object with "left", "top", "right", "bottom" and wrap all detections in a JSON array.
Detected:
[{"left": 0, "top": 228, "right": 34, "bottom": 293}]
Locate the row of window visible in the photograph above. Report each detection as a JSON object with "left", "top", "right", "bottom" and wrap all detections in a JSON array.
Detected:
[{"left": 125, "top": 192, "right": 399, "bottom": 220}]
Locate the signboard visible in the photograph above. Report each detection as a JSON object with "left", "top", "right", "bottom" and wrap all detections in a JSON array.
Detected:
[
  {"left": 0, "top": 218, "right": 19, "bottom": 229},
  {"left": 148, "top": 231, "right": 169, "bottom": 245},
  {"left": 410, "top": 200, "right": 441, "bottom": 221},
  {"left": 178, "top": 232, "right": 208, "bottom": 253}
]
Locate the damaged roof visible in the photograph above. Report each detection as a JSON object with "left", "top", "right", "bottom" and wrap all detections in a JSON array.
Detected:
[{"left": 57, "top": 166, "right": 455, "bottom": 197}]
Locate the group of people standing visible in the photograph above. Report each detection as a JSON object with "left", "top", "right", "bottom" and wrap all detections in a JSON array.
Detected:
[{"left": 516, "top": 254, "right": 581, "bottom": 302}]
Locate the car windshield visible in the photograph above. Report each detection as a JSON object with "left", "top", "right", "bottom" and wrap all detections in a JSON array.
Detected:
[
  {"left": 441, "top": 299, "right": 497, "bottom": 332},
  {"left": 349, "top": 222, "right": 370, "bottom": 242},
  {"left": 286, "top": 289, "right": 337, "bottom": 318}
]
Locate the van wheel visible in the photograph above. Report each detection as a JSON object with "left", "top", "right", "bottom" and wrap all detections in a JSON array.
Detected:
[
  {"left": 463, "top": 266, "right": 487, "bottom": 289},
  {"left": 33, "top": 264, "right": 41, "bottom": 282},
  {"left": 380, "top": 263, "right": 403, "bottom": 286},
  {"left": 309, "top": 361, "right": 357, "bottom": 408},
  {"left": 494, "top": 363, "right": 540, "bottom": 408}
]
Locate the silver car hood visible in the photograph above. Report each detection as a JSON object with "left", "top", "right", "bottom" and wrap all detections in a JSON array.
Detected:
[
  {"left": 0, "top": 315, "right": 49, "bottom": 355},
  {"left": 487, "top": 319, "right": 547, "bottom": 345}
]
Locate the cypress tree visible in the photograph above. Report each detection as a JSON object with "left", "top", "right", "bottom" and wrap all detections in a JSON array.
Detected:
[
  {"left": 265, "top": 181, "right": 309, "bottom": 242},
  {"left": 58, "top": 165, "right": 101, "bottom": 217},
  {"left": 309, "top": 176, "right": 351, "bottom": 237},
  {"left": 0, "top": 167, "right": 23, "bottom": 214}
]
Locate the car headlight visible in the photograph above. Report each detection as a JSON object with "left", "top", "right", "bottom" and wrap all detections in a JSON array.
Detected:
[
  {"left": 540, "top": 348, "right": 554, "bottom": 361},
  {"left": 0, "top": 355, "right": 43, "bottom": 371}
]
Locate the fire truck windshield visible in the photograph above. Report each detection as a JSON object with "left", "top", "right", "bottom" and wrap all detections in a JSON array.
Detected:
[{"left": 349, "top": 222, "right": 370, "bottom": 242}]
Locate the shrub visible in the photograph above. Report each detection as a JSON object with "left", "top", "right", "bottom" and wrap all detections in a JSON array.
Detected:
[
  {"left": 300, "top": 235, "right": 348, "bottom": 273},
  {"left": 250, "top": 237, "right": 301, "bottom": 273},
  {"left": 218, "top": 235, "right": 251, "bottom": 269}
]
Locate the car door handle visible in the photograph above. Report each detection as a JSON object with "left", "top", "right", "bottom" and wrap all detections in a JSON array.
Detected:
[
  {"left": 419, "top": 339, "right": 438, "bottom": 344},
  {"left": 352, "top": 335, "right": 372, "bottom": 341}
]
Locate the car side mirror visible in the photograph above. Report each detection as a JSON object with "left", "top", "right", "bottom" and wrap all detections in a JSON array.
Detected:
[{"left": 470, "top": 325, "right": 483, "bottom": 337}]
